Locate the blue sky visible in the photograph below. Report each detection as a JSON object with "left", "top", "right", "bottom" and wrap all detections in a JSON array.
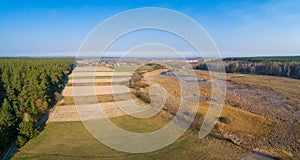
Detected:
[{"left": 0, "top": 0, "right": 300, "bottom": 57}]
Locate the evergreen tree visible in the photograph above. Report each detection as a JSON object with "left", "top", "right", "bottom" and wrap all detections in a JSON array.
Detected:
[
  {"left": 0, "top": 99, "right": 17, "bottom": 149},
  {"left": 0, "top": 58, "right": 74, "bottom": 149}
]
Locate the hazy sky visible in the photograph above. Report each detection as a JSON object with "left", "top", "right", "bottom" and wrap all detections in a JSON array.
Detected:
[{"left": 0, "top": 0, "right": 300, "bottom": 57}]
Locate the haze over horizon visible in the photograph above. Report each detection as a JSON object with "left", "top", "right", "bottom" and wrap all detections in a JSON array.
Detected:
[{"left": 0, "top": 0, "right": 300, "bottom": 58}]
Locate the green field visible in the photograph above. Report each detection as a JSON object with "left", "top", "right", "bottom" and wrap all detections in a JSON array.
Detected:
[
  {"left": 12, "top": 115, "right": 247, "bottom": 160},
  {"left": 113, "top": 68, "right": 135, "bottom": 72}
]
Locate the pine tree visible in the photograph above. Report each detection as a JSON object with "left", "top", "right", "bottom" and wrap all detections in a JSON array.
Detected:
[
  {"left": 0, "top": 98, "right": 17, "bottom": 148},
  {"left": 0, "top": 58, "right": 74, "bottom": 149}
]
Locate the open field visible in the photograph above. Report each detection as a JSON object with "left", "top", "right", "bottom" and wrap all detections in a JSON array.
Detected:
[
  {"left": 140, "top": 69, "right": 300, "bottom": 159},
  {"left": 11, "top": 65, "right": 240, "bottom": 159},
  {"left": 12, "top": 65, "right": 248, "bottom": 159},
  {"left": 48, "top": 100, "right": 146, "bottom": 122},
  {"left": 12, "top": 121, "right": 248, "bottom": 160},
  {"left": 12, "top": 65, "right": 300, "bottom": 159}
]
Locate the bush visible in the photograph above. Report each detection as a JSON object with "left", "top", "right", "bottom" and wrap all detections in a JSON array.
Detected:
[{"left": 219, "top": 117, "right": 230, "bottom": 124}]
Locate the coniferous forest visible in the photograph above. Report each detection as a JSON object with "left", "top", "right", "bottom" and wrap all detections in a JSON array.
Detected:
[
  {"left": 195, "top": 56, "right": 300, "bottom": 79},
  {"left": 0, "top": 58, "right": 74, "bottom": 152}
]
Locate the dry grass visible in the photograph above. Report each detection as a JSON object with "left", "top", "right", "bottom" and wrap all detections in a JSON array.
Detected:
[
  {"left": 228, "top": 73, "right": 300, "bottom": 94},
  {"left": 198, "top": 102, "right": 272, "bottom": 136},
  {"left": 144, "top": 70, "right": 273, "bottom": 137},
  {"left": 140, "top": 69, "right": 297, "bottom": 159},
  {"left": 62, "top": 93, "right": 132, "bottom": 105},
  {"left": 48, "top": 99, "right": 148, "bottom": 122}
]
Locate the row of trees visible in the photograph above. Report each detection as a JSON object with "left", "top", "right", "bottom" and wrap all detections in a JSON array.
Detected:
[
  {"left": 0, "top": 58, "right": 74, "bottom": 152},
  {"left": 224, "top": 56, "right": 300, "bottom": 62},
  {"left": 195, "top": 57, "right": 300, "bottom": 79}
]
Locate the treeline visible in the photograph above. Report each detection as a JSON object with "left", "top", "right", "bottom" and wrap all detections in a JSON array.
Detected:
[
  {"left": 224, "top": 56, "right": 300, "bottom": 62},
  {"left": 0, "top": 58, "right": 74, "bottom": 152},
  {"left": 195, "top": 56, "right": 300, "bottom": 79}
]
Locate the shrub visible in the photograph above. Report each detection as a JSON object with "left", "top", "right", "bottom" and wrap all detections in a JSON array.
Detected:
[{"left": 219, "top": 117, "right": 230, "bottom": 124}]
